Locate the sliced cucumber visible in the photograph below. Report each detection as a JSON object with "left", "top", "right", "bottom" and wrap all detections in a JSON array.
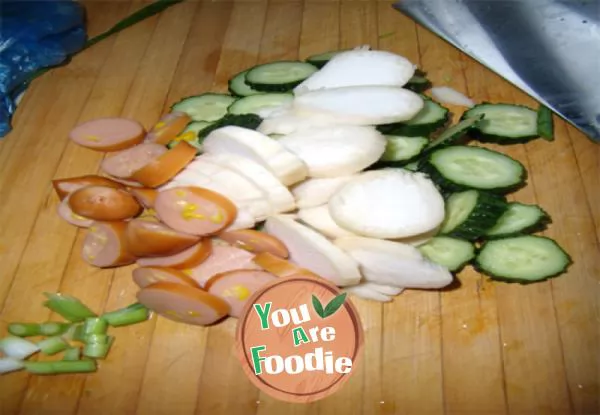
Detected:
[
  {"left": 184, "top": 121, "right": 213, "bottom": 136},
  {"left": 377, "top": 98, "right": 449, "bottom": 136},
  {"left": 171, "top": 94, "right": 237, "bottom": 122},
  {"left": 380, "top": 136, "right": 428, "bottom": 162},
  {"left": 536, "top": 104, "right": 554, "bottom": 141},
  {"left": 228, "top": 70, "right": 263, "bottom": 97},
  {"left": 485, "top": 202, "right": 551, "bottom": 238},
  {"left": 440, "top": 190, "right": 508, "bottom": 240},
  {"left": 245, "top": 61, "right": 319, "bottom": 92},
  {"left": 403, "top": 161, "right": 419, "bottom": 172},
  {"left": 423, "top": 114, "right": 483, "bottom": 153},
  {"left": 474, "top": 235, "right": 571, "bottom": 283},
  {"left": 305, "top": 50, "right": 346, "bottom": 69},
  {"left": 405, "top": 70, "right": 432, "bottom": 93},
  {"left": 419, "top": 145, "right": 526, "bottom": 193},
  {"left": 419, "top": 236, "right": 475, "bottom": 272},
  {"left": 463, "top": 103, "right": 539, "bottom": 143},
  {"left": 197, "top": 113, "right": 263, "bottom": 139},
  {"left": 228, "top": 93, "right": 293, "bottom": 116},
  {"left": 166, "top": 121, "right": 214, "bottom": 152}
]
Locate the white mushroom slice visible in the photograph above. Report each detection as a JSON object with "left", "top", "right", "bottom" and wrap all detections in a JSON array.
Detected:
[
  {"left": 264, "top": 215, "right": 361, "bottom": 286},
  {"left": 329, "top": 169, "right": 445, "bottom": 239}
]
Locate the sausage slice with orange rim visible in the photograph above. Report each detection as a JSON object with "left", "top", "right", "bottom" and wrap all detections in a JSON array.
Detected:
[
  {"left": 69, "top": 185, "right": 142, "bottom": 221},
  {"left": 131, "top": 141, "right": 197, "bottom": 188},
  {"left": 155, "top": 186, "right": 237, "bottom": 236},
  {"left": 128, "top": 187, "right": 158, "bottom": 209},
  {"left": 125, "top": 218, "right": 200, "bottom": 257},
  {"left": 137, "top": 282, "right": 230, "bottom": 326},
  {"left": 218, "top": 229, "right": 289, "bottom": 258},
  {"left": 252, "top": 252, "right": 319, "bottom": 278},
  {"left": 204, "top": 270, "right": 277, "bottom": 318},
  {"left": 101, "top": 143, "right": 167, "bottom": 179},
  {"left": 145, "top": 112, "right": 191, "bottom": 145},
  {"left": 52, "top": 175, "right": 125, "bottom": 201},
  {"left": 82, "top": 222, "right": 136, "bottom": 267},
  {"left": 69, "top": 118, "right": 145, "bottom": 151},
  {"left": 57, "top": 196, "right": 94, "bottom": 228},
  {"left": 136, "top": 238, "right": 212, "bottom": 269},
  {"left": 132, "top": 266, "right": 200, "bottom": 289}
]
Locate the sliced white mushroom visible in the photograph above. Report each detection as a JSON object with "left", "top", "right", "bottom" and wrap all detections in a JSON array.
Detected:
[
  {"left": 297, "top": 205, "right": 357, "bottom": 239},
  {"left": 278, "top": 125, "right": 386, "bottom": 178},
  {"left": 343, "top": 282, "right": 405, "bottom": 303},
  {"left": 200, "top": 153, "right": 296, "bottom": 213},
  {"left": 291, "top": 176, "right": 354, "bottom": 209},
  {"left": 294, "top": 50, "right": 416, "bottom": 95},
  {"left": 202, "top": 126, "right": 308, "bottom": 186},
  {"left": 329, "top": 169, "right": 445, "bottom": 239},
  {"left": 264, "top": 215, "right": 362, "bottom": 286},
  {"left": 334, "top": 236, "right": 453, "bottom": 289},
  {"left": 293, "top": 86, "right": 424, "bottom": 125}
]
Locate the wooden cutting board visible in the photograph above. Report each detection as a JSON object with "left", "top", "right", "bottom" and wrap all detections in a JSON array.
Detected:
[{"left": 0, "top": 1, "right": 597, "bottom": 414}]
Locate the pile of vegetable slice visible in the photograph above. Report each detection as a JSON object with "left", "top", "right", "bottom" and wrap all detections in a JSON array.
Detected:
[
  {"left": 2, "top": 46, "right": 574, "bottom": 376},
  {"left": 0, "top": 295, "right": 149, "bottom": 375}
]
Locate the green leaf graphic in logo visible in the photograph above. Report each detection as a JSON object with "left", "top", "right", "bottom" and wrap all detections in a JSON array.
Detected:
[
  {"left": 312, "top": 293, "right": 347, "bottom": 319},
  {"left": 312, "top": 295, "right": 325, "bottom": 318}
]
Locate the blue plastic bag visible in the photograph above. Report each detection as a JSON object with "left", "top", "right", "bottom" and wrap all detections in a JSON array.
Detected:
[{"left": 0, "top": 0, "right": 87, "bottom": 137}]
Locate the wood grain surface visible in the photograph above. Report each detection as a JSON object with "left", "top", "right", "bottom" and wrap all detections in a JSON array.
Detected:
[{"left": 0, "top": 1, "right": 598, "bottom": 414}]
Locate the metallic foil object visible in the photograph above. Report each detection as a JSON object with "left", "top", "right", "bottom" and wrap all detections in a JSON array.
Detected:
[{"left": 394, "top": 0, "right": 600, "bottom": 142}]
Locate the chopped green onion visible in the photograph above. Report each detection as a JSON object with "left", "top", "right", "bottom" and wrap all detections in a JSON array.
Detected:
[
  {"left": 84, "top": 334, "right": 109, "bottom": 344},
  {"left": 0, "top": 336, "right": 40, "bottom": 360},
  {"left": 37, "top": 336, "right": 69, "bottom": 356},
  {"left": 0, "top": 358, "right": 25, "bottom": 374},
  {"left": 24, "top": 360, "right": 97, "bottom": 375},
  {"left": 102, "top": 303, "right": 150, "bottom": 327},
  {"left": 40, "top": 322, "right": 71, "bottom": 336},
  {"left": 83, "top": 317, "right": 108, "bottom": 336},
  {"left": 63, "top": 347, "right": 81, "bottom": 362},
  {"left": 83, "top": 336, "right": 114, "bottom": 359},
  {"left": 8, "top": 323, "right": 42, "bottom": 337},
  {"left": 43, "top": 293, "right": 97, "bottom": 322},
  {"left": 72, "top": 324, "right": 86, "bottom": 343}
]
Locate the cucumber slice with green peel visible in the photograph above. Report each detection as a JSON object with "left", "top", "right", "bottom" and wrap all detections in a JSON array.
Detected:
[
  {"left": 228, "top": 70, "right": 263, "bottom": 97},
  {"left": 463, "top": 103, "right": 539, "bottom": 143},
  {"left": 245, "top": 61, "right": 319, "bottom": 92},
  {"left": 171, "top": 94, "right": 237, "bottom": 122},
  {"left": 474, "top": 235, "right": 572, "bottom": 283},
  {"left": 485, "top": 202, "right": 551, "bottom": 238},
  {"left": 197, "top": 113, "right": 263, "bottom": 139},
  {"left": 423, "top": 114, "right": 483, "bottom": 153},
  {"left": 377, "top": 98, "right": 449, "bottom": 136},
  {"left": 419, "top": 145, "right": 526, "bottom": 193},
  {"left": 405, "top": 70, "right": 432, "bottom": 93},
  {"left": 380, "top": 135, "right": 428, "bottom": 162},
  {"left": 536, "top": 104, "right": 554, "bottom": 141},
  {"left": 305, "top": 50, "right": 347, "bottom": 68},
  {"left": 228, "top": 93, "right": 293, "bottom": 115},
  {"left": 403, "top": 161, "right": 419, "bottom": 172},
  {"left": 167, "top": 122, "right": 208, "bottom": 152},
  {"left": 440, "top": 190, "right": 508, "bottom": 240},
  {"left": 419, "top": 236, "right": 475, "bottom": 272},
  {"left": 183, "top": 121, "right": 213, "bottom": 136}
]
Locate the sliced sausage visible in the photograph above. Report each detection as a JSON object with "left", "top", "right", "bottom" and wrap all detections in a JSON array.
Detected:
[
  {"left": 125, "top": 218, "right": 200, "bottom": 257},
  {"left": 145, "top": 112, "right": 191, "bottom": 145},
  {"left": 82, "top": 222, "right": 136, "bottom": 267},
  {"left": 131, "top": 141, "right": 197, "bottom": 188},
  {"left": 128, "top": 187, "right": 158, "bottom": 209},
  {"left": 137, "top": 282, "right": 230, "bottom": 326},
  {"left": 57, "top": 196, "right": 94, "bottom": 228},
  {"left": 69, "top": 118, "right": 145, "bottom": 151},
  {"left": 252, "top": 252, "right": 316, "bottom": 278},
  {"left": 52, "top": 175, "right": 125, "bottom": 201},
  {"left": 108, "top": 177, "right": 144, "bottom": 188},
  {"left": 182, "top": 243, "right": 261, "bottom": 287},
  {"left": 218, "top": 229, "right": 289, "bottom": 258},
  {"left": 101, "top": 143, "right": 167, "bottom": 179},
  {"left": 204, "top": 270, "right": 277, "bottom": 318},
  {"left": 155, "top": 187, "right": 237, "bottom": 236},
  {"left": 69, "top": 185, "right": 141, "bottom": 221},
  {"left": 132, "top": 266, "right": 200, "bottom": 289},
  {"left": 136, "top": 239, "right": 212, "bottom": 269}
]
